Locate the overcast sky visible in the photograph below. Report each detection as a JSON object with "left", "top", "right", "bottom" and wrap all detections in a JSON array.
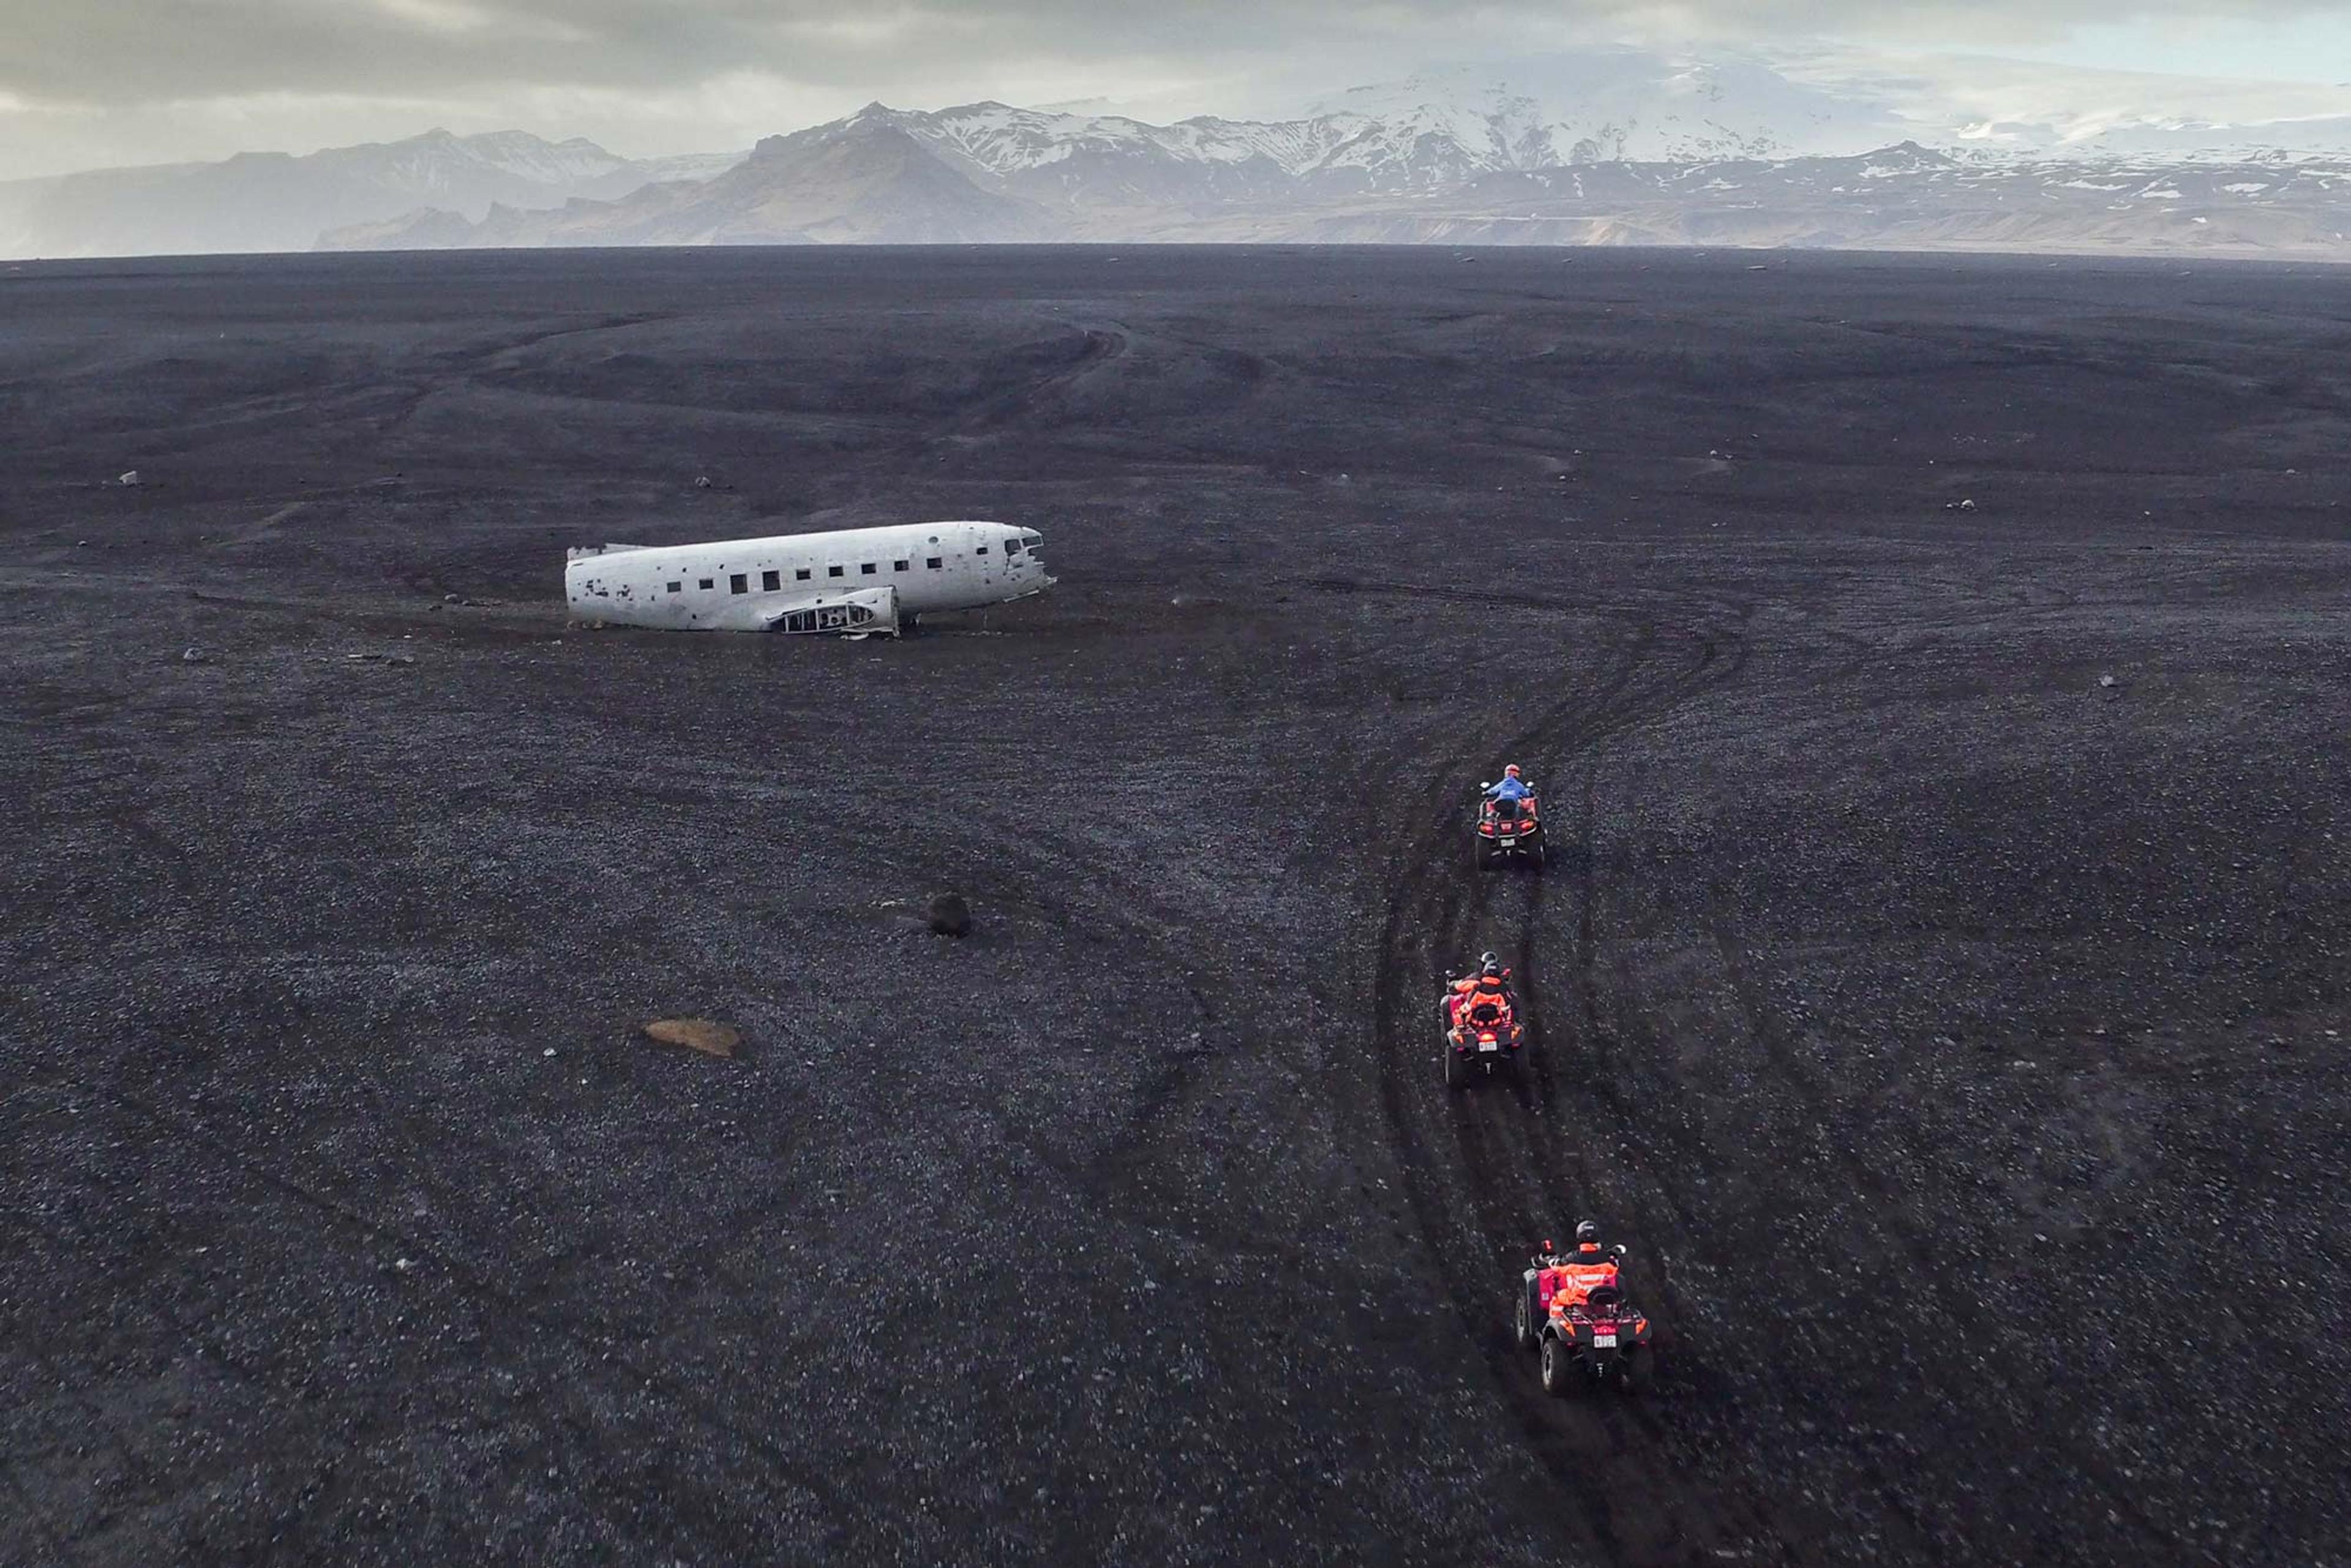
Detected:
[{"left": 1, "top": 1, "right": 2347, "bottom": 180}]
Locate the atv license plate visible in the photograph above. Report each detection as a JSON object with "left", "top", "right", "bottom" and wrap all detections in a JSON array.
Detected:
[
  {"left": 1500, "top": 836, "right": 1516, "bottom": 846},
  {"left": 1593, "top": 1332, "right": 1617, "bottom": 1347},
  {"left": 1480, "top": 1041, "right": 1499, "bottom": 1052}
]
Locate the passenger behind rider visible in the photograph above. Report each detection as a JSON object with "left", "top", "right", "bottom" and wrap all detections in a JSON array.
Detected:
[
  {"left": 1541, "top": 1221, "right": 1622, "bottom": 1310},
  {"left": 1445, "top": 952, "right": 1514, "bottom": 1031},
  {"left": 1485, "top": 763, "right": 1535, "bottom": 803}
]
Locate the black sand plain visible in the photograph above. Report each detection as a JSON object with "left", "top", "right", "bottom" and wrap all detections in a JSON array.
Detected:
[{"left": 4, "top": 246, "right": 2349, "bottom": 1566}]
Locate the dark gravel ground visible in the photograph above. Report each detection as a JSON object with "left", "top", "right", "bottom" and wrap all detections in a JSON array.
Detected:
[{"left": 4, "top": 246, "right": 2350, "bottom": 1567}]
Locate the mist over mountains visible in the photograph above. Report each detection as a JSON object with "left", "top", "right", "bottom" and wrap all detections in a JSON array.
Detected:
[
  {"left": 9, "top": 45, "right": 2351, "bottom": 260},
  {"left": 0, "top": 129, "right": 743, "bottom": 260}
]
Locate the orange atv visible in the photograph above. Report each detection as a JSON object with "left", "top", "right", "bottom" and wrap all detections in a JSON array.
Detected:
[
  {"left": 1441, "top": 975, "right": 1527, "bottom": 1089},
  {"left": 1513, "top": 1245, "right": 1655, "bottom": 1395}
]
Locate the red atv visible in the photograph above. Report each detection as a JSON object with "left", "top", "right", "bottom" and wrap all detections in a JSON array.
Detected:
[
  {"left": 1441, "top": 973, "right": 1526, "bottom": 1089},
  {"left": 1513, "top": 1246, "right": 1655, "bottom": 1395},
  {"left": 1474, "top": 787, "right": 1548, "bottom": 869}
]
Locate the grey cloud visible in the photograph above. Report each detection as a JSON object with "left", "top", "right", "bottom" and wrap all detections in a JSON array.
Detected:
[
  {"left": 2, "top": 1, "right": 2338, "bottom": 107},
  {"left": 3, "top": 1, "right": 1240, "bottom": 103},
  {"left": 1, "top": 1, "right": 769, "bottom": 103}
]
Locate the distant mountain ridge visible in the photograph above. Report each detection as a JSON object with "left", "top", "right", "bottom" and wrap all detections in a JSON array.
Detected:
[
  {"left": 332, "top": 118, "right": 1053, "bottom": 249},
  {"left": 0, "top": 129, "right": 745, "bottom": 258},
  {"left": 320, "top": 102, "right": 2351, "bottom": 260},
  {"left": 9, "top": 45, "right": 2351, "bottom": 260},
  {"left": 1281, "top": 144, "right": 2351, "bottom": 253}
]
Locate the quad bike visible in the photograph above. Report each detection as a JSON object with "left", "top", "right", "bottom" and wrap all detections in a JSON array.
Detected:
[
  {"left": 1512, "top": 1245, "right": 1655, "bottom": 1395},
  {"left": 1474, "top": 787, "right": 1548, "bottom": 869},
  {"left": 1441, "top": 978, "right": 1526, "bottom": 1089}
]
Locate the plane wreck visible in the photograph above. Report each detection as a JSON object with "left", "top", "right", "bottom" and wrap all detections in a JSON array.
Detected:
[{"left": 564, "top": 520, "right": 1051, "bottom": 634}]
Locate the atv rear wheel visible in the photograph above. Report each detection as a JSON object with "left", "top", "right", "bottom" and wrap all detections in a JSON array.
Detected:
[
  {"left": 1623, "top": 1344, "right": 1656, "bottom": 1394},
  {"left": 1514, "top": 1283, "right": 1539, "bottom": 1351},
  {"left": 1539, "top": 1334, "right": 1575, "bottom": 1397},
  {"left": 1444, "top": 1049, "right": 1465, "bottom": 1091}
]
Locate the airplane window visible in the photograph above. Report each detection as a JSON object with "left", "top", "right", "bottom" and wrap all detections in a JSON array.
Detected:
[
  {"left": 893, "top": 560, "right": 909, "bottom": 572},
  {"left": 926, "top": 557, "right": 942, "bottom": 570},
  {"left": 762, "top": 570, "right": 779, "bottom": 591},
  {"left": 861, "top": 562, "right": 877, "bottom": 576},
  {"left": 975, "top": 544, "right": 989, "bottom": 555},
  {"left": 828, "top": 565, "right": 844, "bottom": 578},
  {"left": 796, "top": 568, "right": 812, "bottom": 581},
  {"left": 667, "top": 581, "right": 682, "bottom": 594},
  {"left": 730, "top": 574, "right": 748, "bottom": 595},
  {"left": 1004, "top": 539, "right": 1022, "bottom": 556},
  {"left": 699, "top": 578, "right": 714, "bottom": 591}
]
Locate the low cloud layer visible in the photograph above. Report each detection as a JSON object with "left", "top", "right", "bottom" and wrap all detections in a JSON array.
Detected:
[{"left": 2, "top": 1, "right": 2339, "bottom": 106}]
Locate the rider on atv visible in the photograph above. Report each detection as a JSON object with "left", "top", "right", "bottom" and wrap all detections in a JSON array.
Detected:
[
  {"left": 1537, "top": 1221, "right": 1624, "bottom": 1311},
  {"left": 1475, "top": 766, "right": 1547, "bottom": 868},
  {"left": 1519, "top": 1220, "right": 1652, "bottom": 1393},
  {"left": 1444, "top": 951, "right": 1516, "bottom": 1031},
  {"left": 1485, "top": 763, "right": 1535, "bottom": 803}
]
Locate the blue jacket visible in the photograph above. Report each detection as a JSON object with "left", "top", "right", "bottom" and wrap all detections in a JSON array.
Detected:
[{"left": 1487, "top": 776, "right": 1532, "bottom": 801}]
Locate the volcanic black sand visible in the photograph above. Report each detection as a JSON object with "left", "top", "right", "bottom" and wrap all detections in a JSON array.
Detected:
[{"left": 4, "top": 246, "right": 2349, "bottom": 1566}]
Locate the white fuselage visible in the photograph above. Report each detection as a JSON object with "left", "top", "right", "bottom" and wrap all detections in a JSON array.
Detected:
[{"left": 564, "top": 520, "right": 1052, "bottom": 632}]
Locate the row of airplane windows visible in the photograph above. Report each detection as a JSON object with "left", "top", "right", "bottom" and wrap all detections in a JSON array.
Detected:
[{"left": 666, "top": 558, "right": 945, "bottom": 595}]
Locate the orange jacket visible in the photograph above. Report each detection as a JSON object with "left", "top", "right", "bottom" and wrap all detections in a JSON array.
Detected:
[{"left": 1545, "top": 1260, "right": 1619, "bottom": 1312}]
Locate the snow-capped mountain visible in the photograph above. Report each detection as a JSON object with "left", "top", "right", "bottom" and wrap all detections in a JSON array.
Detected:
[
  {"left": 817, "top": 101, "right": 1352, "bottom": 208},
  {"left": 866, "top": 102, "right": 1345, "bottom": 179},
  {"left": 0, "top": 129, "right": 746, "bottom": 258},
  {"left": 16, "top": 42, "right": 2351, "bottom": 260},
  {"left": 1300, "top": 50, "right": 1911, "bottom": 171},
  {"left": 1275, "top": 47, "right": 2351, "bottom": 166},
  {"left": 326, "top": 103, "right": 2351, "bottom": 260},
  {"left": 324, "top": 115, "right": 1048, "bottom": 250},
  {"left": 1280, "top": 47, "right": 2351, "bottom": 170},
  {"left": 840, "top": 63, "right": 1901, "bottom": 199},
  {"left": 1763, "top": 44, "right": 2351, "bottom": 160},
  {"left": 754, "top": 49, "right": 2351, "bottom": 212}
]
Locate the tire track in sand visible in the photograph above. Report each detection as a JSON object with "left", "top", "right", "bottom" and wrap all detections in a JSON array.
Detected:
[{"left": 1357, "top": 589, "right": 1771, "bottom": 1566}]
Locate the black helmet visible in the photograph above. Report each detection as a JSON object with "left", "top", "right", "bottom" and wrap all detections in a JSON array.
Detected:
[
  {"left": 1479, "top": 956, "right": 1504, "bottom": 981},
  {"left": 1574, "top": 1220, "right": 1601, "bottom": 1247}
]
